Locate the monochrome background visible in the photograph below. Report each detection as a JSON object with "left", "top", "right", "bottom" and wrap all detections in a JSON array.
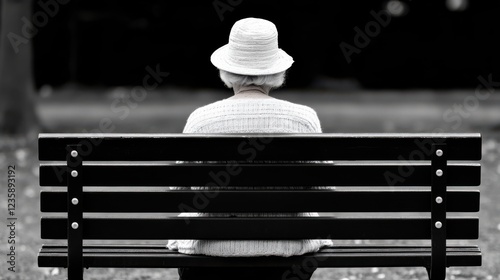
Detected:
[{"left": 0, "top": 1, "right": 499, "bottom": 279}]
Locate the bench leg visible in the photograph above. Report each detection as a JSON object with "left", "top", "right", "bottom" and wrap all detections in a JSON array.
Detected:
[
  {"left": 67, "top": 268, "right": 84, "bottom": 280},
  {"left": 426, "top": 266, "right": 446, "bottom": 280}
]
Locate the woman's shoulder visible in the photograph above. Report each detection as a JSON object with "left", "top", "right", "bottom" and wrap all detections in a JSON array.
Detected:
[
  {"left": 184, "top": 97, "right": 322, "bottom": 133},
  {"left": 268, "top": 98, "right": 322, "bottom": 131},
  {"left": 183, "top": 100, "right": 229, "bottom": 133},
  {"left": 270, "top": 98, "right": 319, "bottom": 115},
  {"left": 184, "top": 99, "right": 230, "bottom": 121}
]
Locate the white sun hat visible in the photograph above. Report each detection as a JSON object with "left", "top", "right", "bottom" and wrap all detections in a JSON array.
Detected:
[{"left": 210, "top": 17, "right": 294, "bottom": 76}]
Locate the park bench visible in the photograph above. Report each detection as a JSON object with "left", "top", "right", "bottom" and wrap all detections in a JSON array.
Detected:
[{"left": 38, "top": 133, "right": 482, "bottom": 280}]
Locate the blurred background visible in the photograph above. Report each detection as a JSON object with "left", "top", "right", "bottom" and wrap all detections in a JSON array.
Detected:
[
  {"left": 1, "top": 0, "right": 500, "bottom": 134},
  {"left": 1, "top": 0, "right": 500, "bottom": 279}
]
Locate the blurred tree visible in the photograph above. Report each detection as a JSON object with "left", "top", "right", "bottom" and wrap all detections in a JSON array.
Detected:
[{"left": 0, "top": 0, "right": 39, "bottom": 136}]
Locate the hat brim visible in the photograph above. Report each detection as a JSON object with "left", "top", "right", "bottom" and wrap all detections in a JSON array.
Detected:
[{"left": 210, "top": 44, "right": 294, "bottom": 76}]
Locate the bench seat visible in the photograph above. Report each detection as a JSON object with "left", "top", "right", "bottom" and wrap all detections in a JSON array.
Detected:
[{"left": 39, "top": 244, "right": 481, "bottom": 268}]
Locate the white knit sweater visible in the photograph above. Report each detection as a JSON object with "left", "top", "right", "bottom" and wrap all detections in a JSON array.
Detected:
[{"left": 167, "top": 87, "right": 333, "bottom": 257}]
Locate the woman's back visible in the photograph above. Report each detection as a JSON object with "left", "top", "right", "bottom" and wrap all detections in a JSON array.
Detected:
[
  {"left": 167, "top": 88, "right": 333, "bottom": 257},
  {"left": 183, "top": 88, "right": 321, "bottom": 134}
]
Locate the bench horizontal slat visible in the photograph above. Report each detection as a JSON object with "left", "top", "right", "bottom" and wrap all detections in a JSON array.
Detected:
[
  {"left": 38, "top": 245, "right": 482, "bottom": 268},
  {"left": 40, "top": 190, "right": 480, "bottom": 213},
  {"left": 39, "top": 163, "right": 481, "bottom": 187},
  {"left": 41, "top": 217, "right": 478, "bottom": 240},
  {"left": 38, "top": 133, "right": 482, "bottom": 161},
  {"left": 40, "top": 245, "right": 483, "bottom": 254}
]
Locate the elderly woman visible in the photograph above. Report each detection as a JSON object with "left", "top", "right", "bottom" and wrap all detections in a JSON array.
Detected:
[{"left": 167, "top": 17, "right": 332, "bottom": 280}]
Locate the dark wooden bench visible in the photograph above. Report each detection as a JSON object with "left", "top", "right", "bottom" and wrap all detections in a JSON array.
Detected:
[{"left": 38, "top": 133, "right": 482, "bottom": 280}]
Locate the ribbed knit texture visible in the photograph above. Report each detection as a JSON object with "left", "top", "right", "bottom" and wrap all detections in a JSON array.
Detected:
[{"left": 166, "top": 89, "right": 333, "bottom": 257}]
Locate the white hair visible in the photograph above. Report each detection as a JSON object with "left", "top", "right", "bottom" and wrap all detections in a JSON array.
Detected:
[{"left": 219, "top": 70, "right": 286, "bottom": 89}]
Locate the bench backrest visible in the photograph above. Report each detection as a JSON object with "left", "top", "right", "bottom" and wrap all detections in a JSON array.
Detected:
[
  {"left": 39, "top": 133, "right": 481, "bottom": 239},
  {"left": 39, "top": 133, "right": 481, "bottom": 277}
]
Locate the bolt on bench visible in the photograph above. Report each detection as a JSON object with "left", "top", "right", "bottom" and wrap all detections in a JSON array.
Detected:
[{"left": 38, "top": 133, "right": 482, "bottom": 280}]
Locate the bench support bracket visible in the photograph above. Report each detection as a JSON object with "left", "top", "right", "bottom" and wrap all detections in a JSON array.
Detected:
[
  {"left": 67, "top": 145, "right": 83, "bottom": 280},
  {"left": 429, "top": 143, "right": 447, "bottom": 280}
]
